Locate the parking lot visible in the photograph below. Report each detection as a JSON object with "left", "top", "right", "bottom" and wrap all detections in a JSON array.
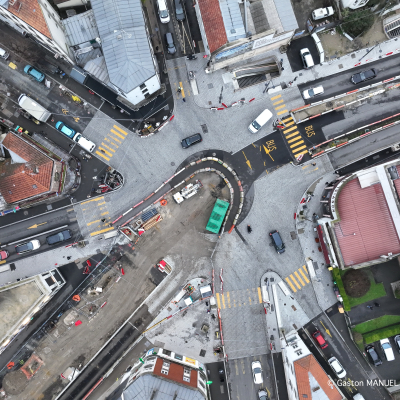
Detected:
[{"left": 286, "top": 35, "right": 320, "bottom": 73}]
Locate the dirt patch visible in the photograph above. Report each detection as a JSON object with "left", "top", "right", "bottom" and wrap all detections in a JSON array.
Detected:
[
  {"left": 343, "top": 269, "right": 371, "bottom": 298},
  {"left": 319, "top": 17, "right": 388, "bottom": 59}
]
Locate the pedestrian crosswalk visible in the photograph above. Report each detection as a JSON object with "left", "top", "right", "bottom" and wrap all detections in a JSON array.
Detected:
[
  {"left": 216, "top": 287, "right": 262, "bottom": 309},
  {"left": 284, "top": 265, "right": 310, "bottom": 293},
  {"left": 269, "top": 93, "right": 308, "bottom": 160},
  {"left": 80, "top": 196, "right": 115, "bottom": 237},
  {"left": 96, "top": 124, "right": 128, "bottom": 162}
]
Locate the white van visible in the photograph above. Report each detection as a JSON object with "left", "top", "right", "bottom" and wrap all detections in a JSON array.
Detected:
[
  {"left": 18, "top": 94, "right": 51, "bottom": 122},
  {"left": 248, "top": 109, "right": 273, "bottom": 133},
  {"left": 73, "top": 133, "right": 96, "bottom": 153},
  {"left": 157, "top": 0, "right": 170, "bottom": 23},
  {"left": 380, "top": 338, "right": 395, "bottom": 361}
]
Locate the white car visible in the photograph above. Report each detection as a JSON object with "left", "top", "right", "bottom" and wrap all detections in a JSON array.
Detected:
[
  {"left": 380, "top": 338, "right": 395, "bottom": 361},
  {"left": 302, "top": 86, "right": 324, "bottom": 100},
  {"left": 353, "top": 394, "right": 365, "bottom": 400},
  {"left": 312, "top": 7, "right": 334, "bottom": 20},
  {"left": 251, "top": 361, "right": 263, "bottom": 384},
  {"left": 328, "top": 356, "right": 346, "bottom": 379},
  {"left": 300, "top": 48, "right": 314, "bottom": 69}
]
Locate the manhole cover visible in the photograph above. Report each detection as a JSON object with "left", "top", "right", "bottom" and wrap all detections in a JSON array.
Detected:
[
  {"left": 212, "top": 152, "right": 216, "bottom": 156},
  {"left": 270, "top": 277, "right": 274, "bottom": 282},
  {"left": 297, "top": 228, "right": 304, "bottom": 235},
  {"left": 171, "top": 162, "right": 175, "bottom": 166},
  {"left": 199, "top": 349, "right": 206, "bottom": 357},
  {"left": 201, "top": 124, "right": 208, "bottom": 133},
  {"left": 290, "top": 231, "right": 297, "bottom": 240},
  {"left": 208, "top": 83, "right": 214, "bottom": 89},
  {"left": 208, "top": 101, "right": 212, "bottom": 105},
  {"left": 338, "top": 64, "right": 343, "bottom": 69}
]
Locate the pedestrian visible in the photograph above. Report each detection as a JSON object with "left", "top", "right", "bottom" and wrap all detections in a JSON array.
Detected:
[
  {"left": 207, "top": 309, "right": 210, "bottom": 314},
  {"left": 367, "top": 305, "right": 373, "bottom": 310},
  {"left": 101, "top": 218, "right": 106, "bottom": 223},
  {"left": 312, "top": 163, "right": 316, "bottom": 166},
  {"left": 182, "top": 98, "right": 186, "bottom": 102},
  {"left": 374, "top": 302, "right": 380, "bottom": 307},
  {"left": 177, "top": 87, "right": 181, "bottom": 93}
]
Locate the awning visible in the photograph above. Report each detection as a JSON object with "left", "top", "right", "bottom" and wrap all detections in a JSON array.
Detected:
[{"left": 317, "top": 225, "right": 330, "bottom": 265}]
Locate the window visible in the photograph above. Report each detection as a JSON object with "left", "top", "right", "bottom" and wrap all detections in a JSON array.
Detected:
[
  {"left": 144, "top": 93, "right": 150, "bottom": 98},
  {"left": 140, "top": 83, "right": 146, "bottom": 89},
  {"left": 174, "top": 354, "right": 183, "bottom": 361},
  {"left": 161, "top": 361, "right": 170, "bottom": 375},
  {"left": 198, "top": 380, "right": 205, "bottom": 389},
  {"left": 163, "top": 349, "right": 172, "bottom": 356},
  {"left": 183, "top": 376, "right": 190, "bottom": 382},
  {"left": 32, "top": 185, "right": 37, "bottom": 189}
]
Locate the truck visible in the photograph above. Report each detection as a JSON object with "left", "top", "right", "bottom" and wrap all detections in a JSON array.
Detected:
[
  {"left": 173, "top": 180, "right": 203, "bottom": 204},
  {"left": 312, "top": 7, "right": 334, "bottom": 20},
  {"left": 18, "top": 94, "right": 51, "bottom": 123}
]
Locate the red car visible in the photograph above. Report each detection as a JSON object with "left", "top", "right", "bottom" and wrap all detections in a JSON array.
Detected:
[
  {"left": 312, "top": 330, "right": 328, "bottom": 349},
  {"left": 0, "top": 250, "right": 9, "bottom": 261}
]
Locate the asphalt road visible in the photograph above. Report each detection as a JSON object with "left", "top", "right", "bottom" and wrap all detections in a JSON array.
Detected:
[
  {"left": 287, "top": 35, "right": 321, "bottom": 73},
  {"left": 298, "top": 53, "right": 400, "bottom": 104},
  {"left": 303, "top": 311, "right": 391, "bottom": 400}
]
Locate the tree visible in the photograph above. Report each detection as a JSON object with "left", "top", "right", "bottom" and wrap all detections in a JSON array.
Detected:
[{"left": 341, "top": 9, "right": 375, "bottom": 38}]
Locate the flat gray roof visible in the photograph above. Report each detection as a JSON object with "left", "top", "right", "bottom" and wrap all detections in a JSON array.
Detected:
[
  {"left": 274, "top": 0, "right": 298, "bottom": 31},
  {"left": 219, "top": 0, "right": 246, "bottom": 42},
  {"left": 62, "top": 10, "right": 100, "bottom": 47},
  {"left": 91, "top": 0, "right": 156, "bottom": 93}
]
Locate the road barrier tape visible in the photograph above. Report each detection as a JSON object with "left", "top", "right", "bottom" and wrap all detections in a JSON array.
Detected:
[
  {"left": 144, "top": 193, "right": 155, "bottom": 201},
  {"left": 169, "top": 115, "right": 175, "bottom": 121},
  {"left": 228, "top": 225, "right": 235, "bottom": 233},
  {"left": 249, "top": 98, "right": 255, "bottom": 102},
  {"left": 217, "top": 107, "right": 224, "bottom": 110},
  {"left": 354, "top": 62, "right": 361, "bottom": 66},
  {"left": 112, "top": 215, "right": 123, "bottom": 224},
  {"left": 309, "top": 114, "right": 321, "bottom": 120},
  {"left": 122, "top": 208, "right": 133, "bottom": 216},
  {"left": 383, "top": 78, "right": 395, "bottom": 83},
  {"left": 222, "top": 103, "right": 228, "bottom": 108},
  {"left": 346, "top": 89, "right": 359, "bottom": 95},
  {"left": 211, "top": 107, "right": 218, "bottom": 110},
  {"left": 232, "top": 102, "right": 238, "bottom": 107}
]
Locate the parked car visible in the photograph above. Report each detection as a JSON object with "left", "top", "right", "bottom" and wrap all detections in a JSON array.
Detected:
[
  {"left": 258, "top": 388, "right": 270, "bottom": 400},
  {"left": 269, "top": 230, "right": 285, "bottom": 254},
  {"left": 366, "top": 345, "right": 382, "bottom": 366},
  {"left": 312, "top": 330, "right": 328, "bottom": 349},
  {"left": 15, "top": 240, "right": 41, "bottom": 254},
  {"left": 380, "top": 338, "right": 395, "bottom": 361},
  {"left": 24, "top": 65, "right": 45, "bottom": 82},
  {"left": 46, "top": 229, "right": 72, "bottom": 245},
  {"left": 218, "top": 368, "right": 225, "bottom": 382},
  {"left": 55, "top": 121, "right": 77, "bottom": 138},
  {"left": 0, "top": 250, "right": 9, "bottom": 260},
  {"left": 394, "top": 335, "right": 400, "bottom": 353},
  {"left": 73, "top": 134, "right": 96, "bottom": 153},
  {"left": 328, "top": 356, "right": 346, "bottom": 379},
  {"left": 174, "top": 0, "right": 185, "bottom": 21},
  {"left": 251, "top": 361, "right": 263, "bottom": 384},
  {"left": 300, "top": 48, "right": 314, "bottom": 69},
  {"left": 181, "top": 133, "right": 202, "bottom": 148},
  {"left": 165, "top": 32, "right": 176, "bottom": 54},
  {"left": 350, "top": 68, "right": 377, "bottom": 84},
  {"left": 302, "top": 86, "right": 324, "bottom": 100},
  {"left": 353, "top": 394, "right": 365, "bottom": 400},
  {"left": 248, "top": 109, "right": 273, "bottom": 134},
  {"left": 0, "top": 47, "right": 10, "bottom": 60},
  {"left": 312, "top": 7, "right": 334, "bottom": 20}
]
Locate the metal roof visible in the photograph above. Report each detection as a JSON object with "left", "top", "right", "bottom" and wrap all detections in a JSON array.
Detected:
[
  {"left": 334, "top": 178, "right": 400, "bottom": 267},
  {"left": 62, "top": 10, "right": 99, "bottom": 46},
  {"left": 122, "top": 374, "right": 204, "bottom": 400},
  {"left": 91, "top": 0, "right": 156, "bottom": 93},
  {"left": 273, "top": 0, "right": 298, "bottom": 32},
  {"left": 84, "top": 56, "right": 111, "bottom": 85},
  {"left": 219, "top": 0, "right": 246, "bottom": 42}
]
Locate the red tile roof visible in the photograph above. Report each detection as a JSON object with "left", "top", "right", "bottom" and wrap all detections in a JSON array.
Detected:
[
  {"left": 153, "top": 357, "right": 198, "bottom": 388},
  {"left": 8, "top": 0, "right": 51, "bottom": 38},
  {"left": 393, "top": 166, "right": 400, "bottom": 198},
  {"left": 197, "top": 0, "right": 227, "bottom": 53},
  {"left": 0, "top": 133, "right": 54, "bottom": 204},
  {"left": 294, "top": 355, "right": 342, "bottom": 400},
  {"left": 334, "top": 178, "right": 400, "bottom": 267}
]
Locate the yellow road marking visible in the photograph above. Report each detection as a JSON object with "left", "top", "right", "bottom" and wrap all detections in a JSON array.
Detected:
[
  {"left": 101, "top": 211, "right": 109, "bottom": 216},
  {"left": 8, "top": 62, "right": 17, "bottom": 69},
  {"left": 96, "top": 151, "right": 110, "bottom": 161},
  {"left": 98, "top": 146, "right": 113, "bottom": 157},
  {"left": 242, "top": 151, "right": 252, "bottom": 169},
  {"left": 283, "top": 125, "right": 297, "bottom": 134},
  {"left": 287, "top": 136, "right": 302, "bottom": 144},
  {"left": 273, "top": 99, "right": 284, "bottom": 105},
  {"left": 292, "top": 145, "right": 307, "bottom": 153},
  {"left": 101, "top": 143, "right": 116, "bottom": 152},
  {"left": 277, "top": 109, "right": 288, "bottom": 115},
  {"left": 179, "top": 82, "right": 185, "bottom": 98},
  {"left": 113, "top": 125, "right": 128, "bottom": 136},
  {"left": 286, "top": 131, "right": 300, "bottom": 139},
  {"left": 299, "top": 269, "right": 309, "bottom": 283},
  {"left": 290, "top": 274, "right": 301, "bottom": 289},
  {"left": 90, "top": 227, "right": 114, "bottom": 236},
  {"left": 303, "top": 265, "right": 308, "bottom": 274},
  {"left": 87, "top": 219, "right": 100, "bottom": 226},
  {"left": 257, "top": 287, "right": 262, "bottom": 303},
  {"left": 234, "top": 360, "right": 239, "bottom": 375},
  {"left": 222, "top": 294, "right": 226, "bottom": 309},
  {"left": 104, "top": 137, "right": 119, "bottom": 148},
  {"left": 290, "top": 140, "right": 304, "bottom": 148},
  {"left": 284, "top": 120, "right": 295, "bottom": 127},
  {"left": 294, "top": 149, "right": 309, "bottom": 158},
  {"left": 270, "top": 94, "right": 281, "bottom": 100},
  {"left": 216, "top": 293, "right": 221, "bottom": 309},
  {"left": 227, "top": 292, "right": 231, "bottom": 308},
  {"left": 110, "top": 129, "right": 125, "bottom": 139},
  {"left": 97, "top": 201, "right": 106, "bottom": 206},
  {"left": 249, "top": 296, "right": 252, "bottom": 305},
  {"left": 285, "top": 277, "right": 297, "bottom": 292},
  {"left": 282, "top": 116, "right": 293, "bottom": 122},
  {"left": 81, "top": 197, "right": 104, "bottom": 205},
  {"left": 108, "top": 134, "right": 122, "bottom": 144},
  {"left": 275, "top": 104, "right": 286, "bottom": 110},
  {"left": 294, "top": 271, "right": 305, "bottom": 286}
]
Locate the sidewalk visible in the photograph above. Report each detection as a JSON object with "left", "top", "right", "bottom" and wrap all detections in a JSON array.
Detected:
[{"left": 185, "top": 37, "right": 400, "bottom": 110}]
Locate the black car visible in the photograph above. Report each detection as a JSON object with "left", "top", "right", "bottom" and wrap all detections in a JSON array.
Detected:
[
  {"left": 350, "top": 68, "right": 377, "bottom": 84},
  {"left": 46, "top": 229, "right": 72, "bottom": 245},
  {"left": 181, "top": 133, "right": 202, "bottom": 148},
  {"left": 394, "top": 335, "right": 400, "bottom": 353},
  {"left": 269, "top": 230, "right": 285, "bottom": 254},
  {"left": 174, "top": 0, "right": 185, "bottom": 21},
  {"left": 165, "top": 32, "right": 176, "bottom": 55},
  {"left": 366, "top": 345, "right": 382, "bottom": 366},
  {"left": 218, "top": 368, "right": 225, "bottom": 382}
]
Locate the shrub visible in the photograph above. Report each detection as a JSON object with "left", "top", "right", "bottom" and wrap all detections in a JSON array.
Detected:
[
  {"left": 364, "top": 323, "right": 400, "bottom": 344},
  {"left": 341, "top": 9, "right": 374, "bottom": 38},
  {"left": 332, "top": 268, "right": 351, "bottom": 311}
]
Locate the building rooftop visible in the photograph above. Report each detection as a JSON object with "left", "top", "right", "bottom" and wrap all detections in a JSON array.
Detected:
[
  {"left": 63, "top": 10, "right": 99, "bottom": 47},
  {"left": 0, "top": 133, "right": 54, "bottom": 204},
  {"left": 1, "top": 0, "right": 51, "bottom": 38},
  {"left": 294, "top": 355, "right": 342, "bottom": 400},
  {"left": 273, "top": 0, "right": 298, "bottom": 32},
  {"left": 219, "top": 0, "right": 246, "bottom": 42},
  {"left": 334, "top": 175, "right": 400, "bottom": 267},
  {"left": 90, "top": 0, "right": 156, "bottom": 94}
]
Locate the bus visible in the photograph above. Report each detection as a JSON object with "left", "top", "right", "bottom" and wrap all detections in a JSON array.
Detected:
[{"left": 206, "top": 198, "right": 229, "bottom": 234}]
